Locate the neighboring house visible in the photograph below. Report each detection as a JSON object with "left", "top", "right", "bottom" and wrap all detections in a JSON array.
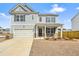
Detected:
[
  {"left": 0, "top": 27, "right": 10, "bottom": 34},
  {"left": 71, "top": 13, "right": 79, "bottom": 31},
  {"left": 3, "top": 28, "right": 10, "bottom": 33},
  {"left": 9, "top": 4, "right": 63, "bottom": 39},
  {"left": 0, "top": 27, "right": 3, "bottom": 34}
]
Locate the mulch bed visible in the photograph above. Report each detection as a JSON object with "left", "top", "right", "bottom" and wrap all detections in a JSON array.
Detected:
[{"left": 30, "top": 39, "right": 79, "bottom": 56}]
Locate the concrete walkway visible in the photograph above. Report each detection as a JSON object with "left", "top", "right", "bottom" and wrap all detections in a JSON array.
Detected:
[{"left": 0, "top": 38, "right": 33, "bottom": 56}]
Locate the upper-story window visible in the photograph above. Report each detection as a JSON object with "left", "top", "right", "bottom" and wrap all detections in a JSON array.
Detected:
[
  {"left": 46, "top": 17, "right": 55, "bottom": 23},
  {"left": 51, "top": 17, "right": 55, "bottom": 22},
  {"left": 14, "top": 15, "right": 25, "bottom": 22},
  {"left": 20, "top": 15, "right": 25, "bottom": 21},
  {"left": 46, "top": 17, "right": 50, "bottom": 22},
  {"left": 14, "top": 15, "right": 19, "bottom": 21},
  {"left": 39, "top": 17, "right": 42, "bottom": 22}
]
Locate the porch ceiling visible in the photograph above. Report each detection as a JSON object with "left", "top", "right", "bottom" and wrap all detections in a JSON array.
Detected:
[{"left": 36, "top": 23, "right": 63, "bottom": 27}]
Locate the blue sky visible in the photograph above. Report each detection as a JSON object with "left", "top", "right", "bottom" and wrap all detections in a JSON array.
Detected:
[{"left": 0, "top": 3, "right": 79, "bottom": 29}]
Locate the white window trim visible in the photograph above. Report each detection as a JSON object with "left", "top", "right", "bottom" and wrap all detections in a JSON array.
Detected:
[
  {"left": 51, "top": 17, "right": 55, "bottom": 22},
  {"left": 46, "top": 17, "right": 50, "bottom": 23},
  {"left": 14, "top": 14, "right": 25, "bottom": 22},
  {"left": 46, "top": 17, "right": 55, "bottom": 23}
]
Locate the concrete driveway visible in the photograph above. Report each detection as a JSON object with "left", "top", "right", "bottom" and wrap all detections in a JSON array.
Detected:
[{"left": 0, "top": 38, "right": 33, "bottom": 56}]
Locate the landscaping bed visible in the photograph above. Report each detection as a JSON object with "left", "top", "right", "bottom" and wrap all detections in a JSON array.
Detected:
[{"left": 30, "top": 39, "right": 79, "bottom": 56}]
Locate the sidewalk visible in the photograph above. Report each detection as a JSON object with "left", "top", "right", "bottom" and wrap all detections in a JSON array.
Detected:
[{"left": 0, "top": 38, "right": 33, "bottom": 56}]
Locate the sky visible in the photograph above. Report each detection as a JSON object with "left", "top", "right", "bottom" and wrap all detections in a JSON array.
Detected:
[{"left": 0, "top": 3, "right": 79, "bottom": 29}]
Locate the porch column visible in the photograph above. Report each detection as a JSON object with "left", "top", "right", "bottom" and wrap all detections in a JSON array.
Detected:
[
  {"left": 45, "top": 26, "right": 46, "bottom": 38},
  {"left": 54, "top": 27, "right": 58, "bottom": 38},
  {"left": 60, "top": 26, "right": 63, "bottom": 38},
  {"left": 36, "top": 25, "right": 38, "bottom": 38}
]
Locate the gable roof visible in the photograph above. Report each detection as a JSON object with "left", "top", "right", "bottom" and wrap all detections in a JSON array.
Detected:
[
  {"left": 9, "top": 3, "right": 37, "bottom": 14},
  {"left": 71, "top": 12, "right": 79, "bottom": 21},
  {"left": 9, "top": 4, "right": 59, "bottom": 16}
]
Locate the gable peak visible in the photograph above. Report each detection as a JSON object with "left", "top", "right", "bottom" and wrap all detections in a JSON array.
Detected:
[{"left": 10, "top": 3, "right": 35, "bottom": 14}]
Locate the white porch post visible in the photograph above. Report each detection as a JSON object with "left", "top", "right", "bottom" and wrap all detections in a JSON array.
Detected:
[
  {"left": 36, "top": 25, "right": 38, "bottom": 38},
  {"left": 60, "top": 26, "right": 63, "bottom": 38},
  {"left": 45, "top": 26, "right": 46, "bottom": 38},
  {"left": 54, "top": 27, "right": 58, "bottom": 38}
]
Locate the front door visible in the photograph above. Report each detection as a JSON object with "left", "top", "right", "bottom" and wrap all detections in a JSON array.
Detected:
[{"left": 38, "top": 28, "right": 42, "bottom": 37}]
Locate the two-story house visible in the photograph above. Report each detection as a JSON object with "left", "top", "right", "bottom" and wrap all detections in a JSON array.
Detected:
[{"left": 9, "top": 4, "right": 63, "bottom": 39}]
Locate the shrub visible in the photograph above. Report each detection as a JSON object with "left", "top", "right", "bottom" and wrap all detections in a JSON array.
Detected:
[{"left": 45, "top": 37, "right": 49, "bottom": 40}]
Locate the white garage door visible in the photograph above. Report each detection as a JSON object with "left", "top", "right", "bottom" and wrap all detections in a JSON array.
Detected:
[{"left": 13, "top": 29, "right": 33, "bottom": 38}]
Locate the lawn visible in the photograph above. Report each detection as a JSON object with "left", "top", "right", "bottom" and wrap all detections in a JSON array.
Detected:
[{"left": 30, "top": 39, "right": 79, "bottom": 56}]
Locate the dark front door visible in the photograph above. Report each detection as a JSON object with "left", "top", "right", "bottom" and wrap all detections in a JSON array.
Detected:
[{"left": 38, "top": 28, "right": 42, "bottom": 37}]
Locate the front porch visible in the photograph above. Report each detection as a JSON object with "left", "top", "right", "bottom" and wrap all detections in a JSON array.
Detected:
[{"left": 34, "top": 23, "right": 63, "bottom": 39}]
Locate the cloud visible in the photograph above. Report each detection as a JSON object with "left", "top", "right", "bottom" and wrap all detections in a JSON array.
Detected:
[
  {"left": 63, "top": 19, "right": 71, "bottom": 29},
  {"left": 0, "top": 12, "right": 9, "bottom": 18},
  {"left": 49, "top": 4, "right": 66, "bottom": 13},
  {"left": 0, "top": 12, "right": 10, "bottom": 28},
  {"left": 76, "top": 7, "right": 79, "bottom": 10},
  {"left": 58, "top": 18, "right": 71, "bottom": 29}
]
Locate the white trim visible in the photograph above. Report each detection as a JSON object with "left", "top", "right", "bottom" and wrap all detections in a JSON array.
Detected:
[{"left": 60, "top": 26, "right": 63, "bottom": 38}]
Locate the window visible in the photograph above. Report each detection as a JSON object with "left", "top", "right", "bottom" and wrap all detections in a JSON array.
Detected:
[
  {"left": 51, "top": 28, "right": 55, "bottom": 33},
  {"left": 14, "top": 15, "right": 25, "bottom": 22},
  {"left": 20, "top": 15, "right": 25, "bottom": 21},
  {"left": 46, "top": 28, "right": 55, "bottom": 36},
  {"left": 39, "top": 17, "right": 42, "bottom": 22},
  {"left": 14, "top": 15, "right": 19, "bottom": 21},
  {"left": 51, "top": 17, "right": 55, "bottom": 22},
  {"left": 46, "top": 17, "right": 55, "bottom": 23},
  {"left": 46, "top": 17, "right": 50, "bottom": 22}
]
